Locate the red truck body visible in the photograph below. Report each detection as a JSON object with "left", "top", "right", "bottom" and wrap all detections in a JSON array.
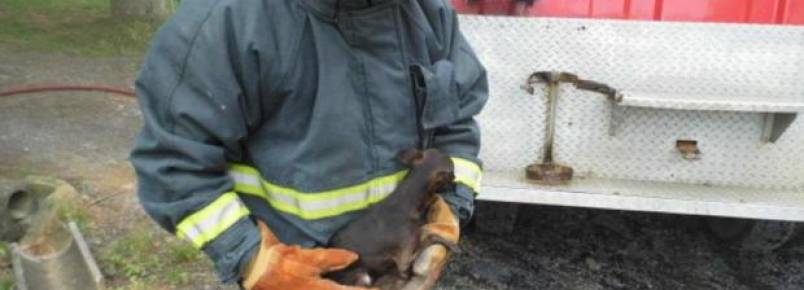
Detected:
[{"left": 452, "top": 0, "right": 804, "bottom": 25}]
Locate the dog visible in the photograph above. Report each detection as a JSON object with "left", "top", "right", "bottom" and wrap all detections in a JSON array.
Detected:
[{"left": 326, "top": 148, "right": 456, "bottom": 289}]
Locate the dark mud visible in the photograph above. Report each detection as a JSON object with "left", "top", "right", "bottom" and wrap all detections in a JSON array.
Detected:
[{"left": 438, "top": 203, "right": 804, "bottom": 290}]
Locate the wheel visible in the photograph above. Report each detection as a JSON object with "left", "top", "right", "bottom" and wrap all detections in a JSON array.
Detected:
[
  {"left": 706, "top": 217, "right": 799, "bottom": 252},
  {"left": 473, "top": 201, "right": 521, "bottom": 235}
]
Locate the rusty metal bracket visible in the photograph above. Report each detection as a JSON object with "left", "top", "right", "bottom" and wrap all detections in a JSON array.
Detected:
[
  {"left": 523, "top": 71, "right": 622, "bottom": 101},
  {"left": 521, "top": 71, "right": 622, "bottom": 185}
]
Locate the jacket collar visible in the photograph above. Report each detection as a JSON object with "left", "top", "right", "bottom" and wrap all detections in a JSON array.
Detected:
[{"left": 300, "top": 0, "right": 397, "bottom": 19}]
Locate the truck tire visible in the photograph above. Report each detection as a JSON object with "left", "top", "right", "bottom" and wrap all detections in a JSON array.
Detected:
[
  {"left": 706, "top": 217, "right": 798, "bottom": 252},
  {"left": 474, "top": 201, "right": 521, "bottom": 235}
]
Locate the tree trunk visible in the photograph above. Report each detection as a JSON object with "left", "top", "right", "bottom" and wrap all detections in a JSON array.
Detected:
[{"left": 111, "top": 0, "right": 173, "bottom": 21}]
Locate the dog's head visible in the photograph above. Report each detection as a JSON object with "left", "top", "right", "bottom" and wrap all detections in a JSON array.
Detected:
[{"left": 398, "top": 149, "right": 455, "bottom": 193}]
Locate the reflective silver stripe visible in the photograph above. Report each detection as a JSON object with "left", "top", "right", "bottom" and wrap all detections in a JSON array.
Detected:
[
  {"left": 229, "top": 164, "right": 409, "bottom": 220},
  {"left": 230, "top": 171, "right": 261, "bottom": 188},
  {"left": 228, "top": 158, "right": 482, "bottom": 220},
  {"left": 229, "top": 171, "right": 397, "bottom": 211},
  {"left": 264, "top": 181, "right": 399, "bottom": 212},
  {"left": 452, "top": 158, "right": 483, "bottom": 192},
  {"left": 177, "top": 193, "right": 250, "bottom": 248}
]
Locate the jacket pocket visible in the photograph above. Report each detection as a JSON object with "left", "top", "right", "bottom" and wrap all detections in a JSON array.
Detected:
[{"left": 411, "top": 61, "right": 460, "bottom": 130}]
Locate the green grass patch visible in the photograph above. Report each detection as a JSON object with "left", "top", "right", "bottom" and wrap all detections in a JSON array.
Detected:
[
  {"left": 101, "top": 224, "right": 207, "bottom": 288},
  {"left": 0, "top": 242, "right": 8, "bottom": 260},
  {"left": 0, "top": 0, "right": 163, "bottom": 57},
  {"left": 0, "top": 273, "right": 13, "bottom": 290},
  {"left": 57, "top": 197, "right": 92, "bottom": 230},
  {"left": 0, "top": 242, "right": 13, "bottom": 290}
]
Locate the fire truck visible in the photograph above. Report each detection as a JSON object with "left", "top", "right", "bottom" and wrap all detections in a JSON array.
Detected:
[{"left": 458, "top": 0, "right": 804, "bottom": 251}]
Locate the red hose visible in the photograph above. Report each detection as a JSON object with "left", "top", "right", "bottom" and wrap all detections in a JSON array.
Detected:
[{"left": 0, "top": 84, "right": 136, "bottom": 98}]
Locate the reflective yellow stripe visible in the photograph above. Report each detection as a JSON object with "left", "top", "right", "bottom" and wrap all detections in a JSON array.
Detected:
[
  {"left": 176, "top": 192, "right": 250, "bottom": 249},
  {"left": 452, "top": 157, "right": 483, "bottom": 193},
  {"left": 228, "top": 157, "right": 482, "bottom": 220},
  {"left": 230, "top": 164, "right": 408, "bottom": 220},
  {"left": 264, "top": 191, "right": 393, "bottom": 220}
]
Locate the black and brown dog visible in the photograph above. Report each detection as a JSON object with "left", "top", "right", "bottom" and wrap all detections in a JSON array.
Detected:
[{"left": 327, "top": 148, "right": 456, "bottom": 289}]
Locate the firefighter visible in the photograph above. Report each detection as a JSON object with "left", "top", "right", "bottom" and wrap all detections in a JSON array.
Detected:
[{"left": 130, "top": 0, "right": 487, "bottom": 289}]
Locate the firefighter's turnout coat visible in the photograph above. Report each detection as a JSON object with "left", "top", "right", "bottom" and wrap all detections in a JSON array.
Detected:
[{"left": 131, "top": 0, "right": 487, "bottom": 283}]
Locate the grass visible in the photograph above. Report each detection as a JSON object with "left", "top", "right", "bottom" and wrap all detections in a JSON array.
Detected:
[
  {"left": 0, "top": 179, "right": 210, "bottom": 290},
  {"left": 0, "top": 0, "right": 166, "bottom": 57},
  {"left": 0, "top": 242, "right": 13, "bottom": 290},
  {"left": 1, "top": 230, "right": 202, "bottom": 289},
  {"left": 57, "top": 196, "right": 92, "bottom": 230},
  {"left": 101, "top": 224, "right": 208, "bottom": 289},
  {"left": 0, "top": 272, "right": 11, "bottom": 290}
]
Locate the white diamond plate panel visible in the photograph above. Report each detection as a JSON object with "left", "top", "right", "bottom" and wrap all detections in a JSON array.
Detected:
[
  {"left": 481, "top": 172, "right": 804, "bottom": 222},
  {"left": 463, "top": 16, "right": 804, "bottom": 190},
  {"left": 618, "top": 92, "right": 804, "bottom": 112}
]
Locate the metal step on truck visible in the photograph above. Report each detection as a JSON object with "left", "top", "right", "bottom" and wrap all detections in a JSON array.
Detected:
[{"left": 455, "top": 0, "right": 804, "bottom": 251}]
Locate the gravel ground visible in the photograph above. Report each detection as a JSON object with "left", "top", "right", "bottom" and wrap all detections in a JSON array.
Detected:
[
  {"left": 440, "top": 203, "right": 804, "bottom": 290},
  {"left": 2, "top": 47, "right": 803, "bottom": 290},
  {"left": 0, "top": 47, "right": 232, "bottom": 289}
]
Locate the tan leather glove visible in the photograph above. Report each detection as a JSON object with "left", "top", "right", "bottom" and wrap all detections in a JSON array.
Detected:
[
  {"left": 400, "top": 195, "right": 461, "bottom": 290},
  {"left": 243, "top": 221, "right": 375, "bottom": 290}
]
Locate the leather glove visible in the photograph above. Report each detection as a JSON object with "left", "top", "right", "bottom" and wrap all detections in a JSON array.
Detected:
[
  {"left": 243, "top": 221, "right": 375, "bottom": 290},
  {"left": 400, "top": 195, "right": 461, "bottom": 290}
]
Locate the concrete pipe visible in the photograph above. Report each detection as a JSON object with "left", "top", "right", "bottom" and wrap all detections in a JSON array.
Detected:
[
  {"left": 12, "top": 222, "right": 105, "bottom": 290},
  {"left": 0, "top": 179, "right": 38, "bottom": 242}
]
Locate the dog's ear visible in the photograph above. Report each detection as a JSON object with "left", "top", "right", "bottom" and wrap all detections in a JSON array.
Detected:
[
  {"left": 435, "top": 171, "right": 456, "bottom": 188},
  {"left": 428, "top": 171, "right": 456, "bottom": 193},
  {"left": 398, "top": 149, "right": 423, "bottom": 165},
  {"left": 442, "top": 171, "right": 456, "bottom": 183}
]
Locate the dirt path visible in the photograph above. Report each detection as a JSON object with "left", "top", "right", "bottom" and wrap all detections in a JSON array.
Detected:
[
  {"left": 0, "top": 46, "right": 234, "bottom": 290},
  {"left": 1, "top": 47, "right": 802, "bottom": 290},
  {"left": 0, "top": 45, "right": 146, "bottom": 254}
]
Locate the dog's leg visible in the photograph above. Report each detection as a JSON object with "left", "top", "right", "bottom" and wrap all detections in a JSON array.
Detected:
[{"left": 419, "top": 234, "right": 461, "bottom": 254}]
